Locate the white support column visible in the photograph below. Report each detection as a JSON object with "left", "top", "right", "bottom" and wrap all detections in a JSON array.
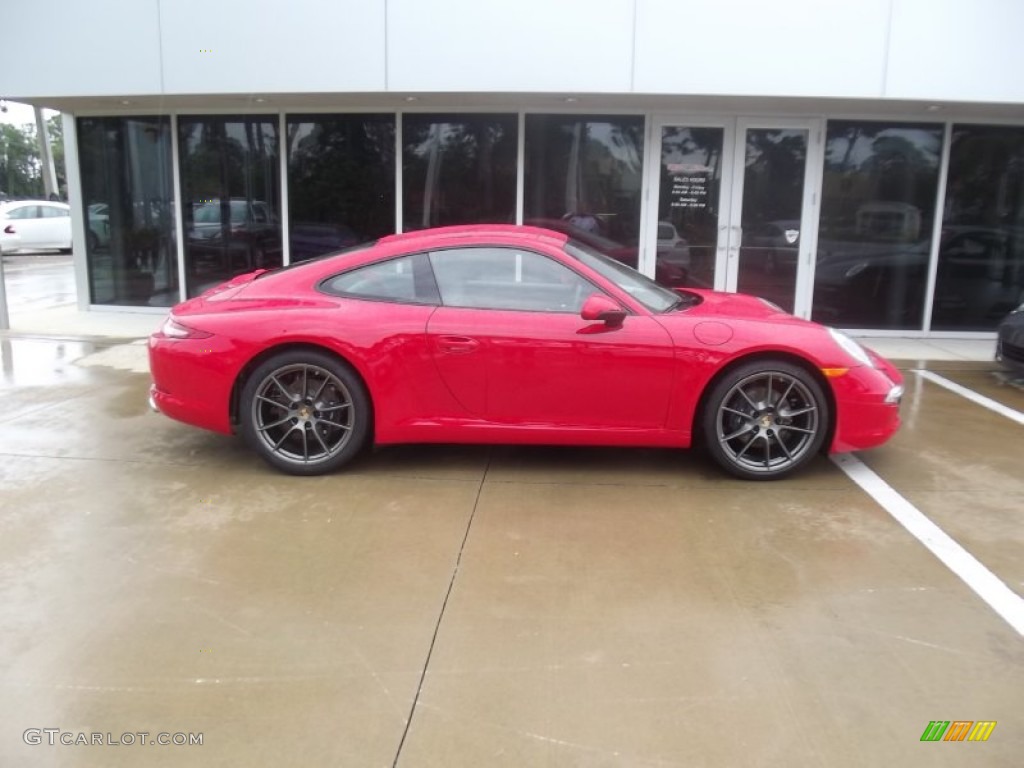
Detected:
[
  {"left": 921, "top": 122, "right": 953, "bottom": 335},
  {"left": 395, "top": 112, "right": 404, "bottom": 233},
  {"left": 62, "top": 112, "right": 91, "bottom": 311},
  {"left": 515, "top": 111, "right": 525, "bottom": 225},
  {"left": 278, "top": 111, "right": 291, "bottom": 266},
  {"left": 170, "top": 114, "right": 188, "bottom": 303}
]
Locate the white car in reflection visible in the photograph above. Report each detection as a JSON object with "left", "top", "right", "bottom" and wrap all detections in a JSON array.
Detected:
[{"left": 0, "top": 200, "right": 72, "bottom": 253}]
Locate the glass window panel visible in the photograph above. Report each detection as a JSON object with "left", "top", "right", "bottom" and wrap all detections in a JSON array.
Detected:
[
  {"left": 287, "top": 114, "right": 395, "bottom": 262},
  {"left": 524, "top": 114, "right": 645, "bottom": 269},
  {"left": 77, "top": 116, "right": 177, "bottom": 306},
  {"left": 932, "top": 125, "right": 1024, "bottom": 330},
  {"left": 429, "top": 247, "right": 594, "bottom": 312},
  {"left": 179, "top": 116, "right": 282, "bottom": 298},
  {"left": 736, "top": 128, "right": 808, "bottom": 313},
  {"left": 402, "top": 113, "right": 517, "bottom": 231},
  {"left": 656, "top": 126, "right": 723, "bottom": 289},
  {"left": 812, "top": 120, "right": 943, "bottom": 329}
]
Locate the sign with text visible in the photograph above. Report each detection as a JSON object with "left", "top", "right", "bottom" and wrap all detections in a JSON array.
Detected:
[{"left": 666, "top": 163, "right": 713, "bottom": 210}]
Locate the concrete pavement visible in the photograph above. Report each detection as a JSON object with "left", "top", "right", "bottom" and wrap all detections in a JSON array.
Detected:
[{"left": 0, "top": 335, "right": 1021, "bottom": 766}]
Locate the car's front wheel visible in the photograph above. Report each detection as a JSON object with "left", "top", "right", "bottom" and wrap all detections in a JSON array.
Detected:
[
  {"left": 702, "top": 359, "right": 829, "bottom": 480},
  {"left": 239, "top": 350, "right": 370, "bottom": 475}
]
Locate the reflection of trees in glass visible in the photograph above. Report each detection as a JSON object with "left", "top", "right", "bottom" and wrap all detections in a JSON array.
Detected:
[
  {"left": 178, "top": 117, "right": 281, "bottom": 296},
  {"left": 743, "top": 129, "right": 806, "bottom": 224},
  {"left": 403, "top": 114, "right": 516, "bottom": 231},
  {"left": 525, "top": 116, "right": 644, "bottom": 246},
  {"left": 932, "top": 125, "right": 1024, "bottom": 331},
  {"left": 813, "top": 121, "right": 943, "bottom": 330},
  {"left": 658, "top": 127, "right": 722, "bottom": 251},
  {"left": 944, "top": 126, "right": 1024, "bottom": 227},
  {"left": 78, "top": 116, "right": 175, "bottom": 306},
  {"left": 820, "top": 121, "right": 942, "bottom": 240},
  {"left": 287, "top": 115, "right": 394, "bottom": 242}
]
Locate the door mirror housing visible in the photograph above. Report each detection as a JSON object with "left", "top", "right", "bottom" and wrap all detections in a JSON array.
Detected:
[{"left": 580, "top": 293, "right": 627, "bottom": 326}]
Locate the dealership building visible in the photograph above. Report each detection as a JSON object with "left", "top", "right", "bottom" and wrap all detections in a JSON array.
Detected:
[{"left": 2, "top": 0, "right": 1023, "bottom": 335}]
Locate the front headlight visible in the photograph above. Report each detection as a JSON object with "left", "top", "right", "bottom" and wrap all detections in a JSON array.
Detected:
[{"left": 828, "top": 327, "right": 874, "bottom": 367}]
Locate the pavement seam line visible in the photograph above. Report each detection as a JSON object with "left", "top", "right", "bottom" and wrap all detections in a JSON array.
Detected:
[
  {"left": 833, "top": 453, "right": 1024, "bottom": 637},
  {"left": 391, "top": 449, "right": 491, "bottom": 767},
  {"left": 913, "top": 368, "right": 1024, "bottom": 426}
]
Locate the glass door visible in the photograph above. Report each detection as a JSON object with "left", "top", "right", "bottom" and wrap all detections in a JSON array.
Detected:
[
  {"left": 644, "top": 121, "right": 735, "bottom": 291},
  {"left": 724, "top": 120, "right": 822, "bottom": 315}
]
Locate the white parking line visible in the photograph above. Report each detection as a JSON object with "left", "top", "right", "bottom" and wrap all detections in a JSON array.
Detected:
[
  {"left": 914, "top": 369, "right": 1024, "bottom": 426},
  {"left": 832, "top": 453, "right": 1024, "bottom": 637}
]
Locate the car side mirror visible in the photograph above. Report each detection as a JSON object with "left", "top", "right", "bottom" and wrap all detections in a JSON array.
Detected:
[{"left": 580, "top": 293, "right": 627, "bottom": 326}]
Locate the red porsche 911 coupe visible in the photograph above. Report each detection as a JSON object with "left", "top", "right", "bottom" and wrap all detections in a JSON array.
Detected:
[{"left": 149, "top": 225, "right": 904, "bottom": 480}]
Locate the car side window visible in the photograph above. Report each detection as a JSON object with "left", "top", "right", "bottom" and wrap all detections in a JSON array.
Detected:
[
  {"left": 7, "top": 206, "right": 39, "bottom": 220},
  {"left": 41, "top": 206, "right": 69, "bottom": 218},
  {"left": 321, "top": 252, "right": 440, "bottom": 305},
  {"left": 429, "top": 247, "right": 596, "bottom": 313}
]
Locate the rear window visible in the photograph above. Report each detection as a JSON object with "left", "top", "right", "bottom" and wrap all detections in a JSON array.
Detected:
[{"left": 320, "top": 252, "right": 440, "bottom": 305}]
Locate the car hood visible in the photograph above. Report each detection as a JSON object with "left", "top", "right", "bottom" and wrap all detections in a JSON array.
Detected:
[{"left": 677, "top": 288, "right": 795, "bottom": 322}]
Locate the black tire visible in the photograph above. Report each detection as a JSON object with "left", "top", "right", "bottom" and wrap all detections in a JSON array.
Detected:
[
  {"left": 702, "top": 359, "right": 829, "bottom": 480},
  {"left": 239, "top": 350, "right": 371, "bottom": 476}
]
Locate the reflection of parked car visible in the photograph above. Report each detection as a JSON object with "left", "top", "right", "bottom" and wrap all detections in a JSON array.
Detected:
[
  {"left": 149, "top": 223, "right": 904, "bottom": 481},
  {"left": 188, "top": 198, "right": 281, "bottom": 271},
  {"left": 996, "top": 303, "right": 1024, "bottom": 377},
  {"left": 743, "top": 219, "right": 801, "bottom": 275},
  {"left": 0, "top": 200, "right": 72, "bottom": 252},
  {"left": 814, "top": 227, "right": 1024, "bottom": 328},
  {"left": 656, "top": 220, "right": 692, "bottom": 270},
  {"left": 931, "top": 227, "right": 1024, "bottom": 328},
  {"left": 855, "top": 202, "right": 921, "bottom": 242},
  {"left": 289, "top": 222, "right": 360, "bottom": 262},
  {"left": 87, "top": 202, "right": 110, "bottom": 249}
]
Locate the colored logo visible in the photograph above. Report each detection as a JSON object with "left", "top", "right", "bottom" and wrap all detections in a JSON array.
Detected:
[{"left": 920, "top": 721, "right": 996, "bottom": 742}]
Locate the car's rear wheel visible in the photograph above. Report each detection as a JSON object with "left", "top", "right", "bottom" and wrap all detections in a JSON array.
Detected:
[
  {"left": 239, "top": 350, "right": 370, "bottom": 475},
  {"left": 703, "top": 359, "right": 829, "bottom": 480}
]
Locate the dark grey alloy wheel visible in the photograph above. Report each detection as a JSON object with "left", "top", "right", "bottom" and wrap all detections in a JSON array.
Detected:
[
  {"left": 240, "top": 350, "right": 370, "bottom": 475},
  {"left": 703, "top": 359, "right": 829, "bottom": 480}
]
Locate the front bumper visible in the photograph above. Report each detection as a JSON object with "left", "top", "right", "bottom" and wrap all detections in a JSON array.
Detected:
[
  {"left": 996, "top": 319, "right": 1024, "bottom": 375},
  {"left": 829, "top": 354, "right": 904, "bottom": 453}
]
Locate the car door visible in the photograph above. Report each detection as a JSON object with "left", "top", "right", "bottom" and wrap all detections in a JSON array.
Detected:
[
  {"left": 4, "top": 205, "right": 41, "bottom": 248},
  {"left": 39, "top": 204, "right": 71, "bottom": 248},
  {"left": 426, "top": 246, "right": 675, "bottom": 429}
]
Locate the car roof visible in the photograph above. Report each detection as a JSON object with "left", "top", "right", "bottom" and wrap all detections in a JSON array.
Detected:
[
  {"left": 377, "top": 224, "right": 569, "bottom": 249},
  {"left": 1, "top": 200, "right": 70, "bottom": 209}
]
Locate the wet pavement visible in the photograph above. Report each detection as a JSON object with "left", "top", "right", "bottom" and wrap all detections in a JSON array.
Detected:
[
  {"left": 1, "top": 253, "right": 77, "bottom": 313},
  {"left": 0, "top": 338, "right": 1022, "bottom": 767}
]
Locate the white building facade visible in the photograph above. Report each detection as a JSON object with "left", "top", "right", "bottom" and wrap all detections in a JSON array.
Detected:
[{"left": 2, "top": 0, "right": 1023, "bottom": 334}]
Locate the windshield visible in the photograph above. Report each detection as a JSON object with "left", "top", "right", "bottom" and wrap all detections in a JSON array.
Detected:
[{"left": 564, "top": 240, "right": 684, "bottom": 312}]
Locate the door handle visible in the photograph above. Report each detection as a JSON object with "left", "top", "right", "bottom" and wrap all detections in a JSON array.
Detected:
[{"left": 436, "top": 335, "right": 480, "bottom": 354}]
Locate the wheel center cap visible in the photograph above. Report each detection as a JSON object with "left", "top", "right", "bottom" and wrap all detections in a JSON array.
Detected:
[
  {"left": 760, "top": 415, "right": 773, "bottom": 428},
  {"left": 298, "top": 406, "right": 312, "bottom": 420}
]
